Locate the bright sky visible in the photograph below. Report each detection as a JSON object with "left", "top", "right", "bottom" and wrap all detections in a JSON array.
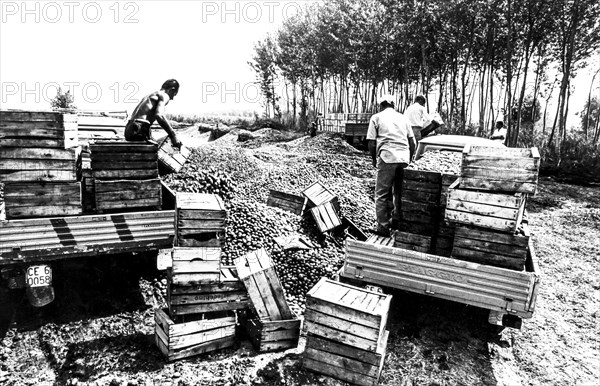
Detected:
[
  {"left": 0, "top": 0, "right": 318, "bottom": 115},
  {"left": 0, "top": 0, "right": 598, "bottom": 125}
]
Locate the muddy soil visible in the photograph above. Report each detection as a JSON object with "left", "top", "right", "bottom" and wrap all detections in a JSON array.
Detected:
[{"left": 0, "top": 130, "right": 598, "bottom": 386}]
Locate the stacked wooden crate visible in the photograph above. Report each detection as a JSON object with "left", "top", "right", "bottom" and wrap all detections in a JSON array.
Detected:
[
  {"left": 90, "top": 141, "right": 161, "bottom": 212},
  {"left": 303, "top": 278, "right": 391, "bottom": 386},
  {"left": 445, "top": 145, "right": 539, "bottom": 271},
  {"left": 397, "top": 169, "right": 458, "bottom": 254},
  {"left": 236, "top": 248, "right": 301, "bottom": 352},
  {"left": 174, "top": 193, "right": 227, "bottom": 247},
  {"left": 0, "top": 111, "right": 81, "bottom": 219},
  {"left": 156, "top": 193, "right": 245, "bottom": 361},
  {"left": 302, "top": 182, "right": 342, "bottom": 233}
]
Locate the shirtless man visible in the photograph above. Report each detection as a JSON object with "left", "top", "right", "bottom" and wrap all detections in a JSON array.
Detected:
[{"left": 125, "top": 79, "right": 182, "bottom": 148}]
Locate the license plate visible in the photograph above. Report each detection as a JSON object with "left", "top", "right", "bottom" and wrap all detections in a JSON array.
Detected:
[{"left": 26, "top": 265, "right": 52, "bottom": 287}]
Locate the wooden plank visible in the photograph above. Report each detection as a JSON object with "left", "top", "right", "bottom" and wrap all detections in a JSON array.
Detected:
[
  {"left": 305, "top": 334, "right": 382, "bottom": 366},
  {"left": 169, "top": 291, "right": 248, "bottom": 306},
  {"left": 177, "top": 219, "right": 226, "bottom": 230},
  {"left": 6, "top": 205, "right": 82, "bottom": 219},
  {"left": 168, "top": 314, "right": 235, "bottom": 338},
  {"left": 462, "top": 156, "right": 539, "bottom": 170},
  {"left": 0, "top": 148, "right": 76, "bottom": 160},
  {"left": 90, "top": 142, "right": 157, "bottom": 153},
  {"left": 172, "top": 260, "right": 220, "bottom": 274},
  {"left": 304, "top": 308, "right": 380, "bottom": 344},
  {"left": 91, "top": 161, "right": 158, "bottom": 170},
  {"left": 0, "top": 128, "right": 75, "bottom": 138},
  {"left": 0, "top": 169, "right": 77, "bottom": 182},
  {"left": 248, "top": 267, "right": 282, "bottom": 320},
  {"left": 402, "top": 180, "right": 440, "bottom": 193},
  {"left": 94, "top": 180, "right": 162, "bottom": 193},
  {"left": 96, "top": 198, "right": 161, "bottom": 210},
  {"left": 466, "top": 146, "right": 532, "bottom": 157},
  {"left": 160, "top": 335, "right": 235, "bottom": 362},
  {"left": 461, "top": 166, "right": 538, "bottom": 182},
  {"left": 261, "top": 266, "right": 294, "bottom": 320},
  {"left": 445, "top": 209, "right": 518, "bottom": 233},
  {"left": 171, "top": 301, "right": 250, "bottom": 315},
  {"left": 454, "top": 225, "right": 529, "bottom": 247},
  {"left": 3, "top": 194, "right": 81, "bottom": 206},
  {"left": 0, "top": 138, "right": 76, "bottom": 148},
  {"left": 305, "top": 295, "right": 380, "bottom": 330},
  {"left": 451, "top": 247, "right": 525, "bottom": 271},
  {"left": 302, "top": 358, "right": 379, "bottom": 386},
  {"left": 446, "top": 198, "right": 520, "bottom": 220},
  {"left": 89, "top": 153, "right": 158, "bottom": 162},
  {"left": 460, "top": 178, "right": 537, "bottom": 195},
  {"left": 304, "top": 347, "right": 380, "bottom": 378},
  {"left": 177, "top": 237, "right": 222, "bottom": 248},
  {"left": 176, "top": 193, "right": 225, "bottom": 211},
  {"left": 453, "top": 237, "right": 527, "bottom": 259},
  {"left": 0, "top": 159, "right": 75, "bottom": 170},
  {"left": 92, "top": 169, "right": 159, "bottom": 179},
  {"left": 0, "top": 111, "right": 65, "bottom": 121},
  {"left": 169, "top": 282, "right": 243, "bottom": 295},
  {"left": 95, "top": 189, "right": 161, "bottom": 202},
  {"left": 401, "top": 189, "right": 439, "bottom": 204},
  {"left": 448, "top": 186, "right": 523, "bottom": 208},
  {"left": 172, "top": 247, "right": 221, "bottom": 261},
  {"left": 170, "top": 272, "right": 221, "bottom": 286}
]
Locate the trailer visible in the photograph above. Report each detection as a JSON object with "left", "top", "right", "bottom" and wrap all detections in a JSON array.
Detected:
[{"left": 339, "top": 235, "right": 541, "bottom": 328}]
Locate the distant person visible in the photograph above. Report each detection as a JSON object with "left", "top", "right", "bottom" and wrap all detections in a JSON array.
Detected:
[
  {"left": 367, "top": 94, "right": 416, "bottom": 237},
  {"left": 491, "top": 120, "right": 507, "bottom": 144},
  {"left": 309, "top": 117, "right": 318, "bottom": 137},
  {"left": 125, "top": 79, "right": 182, "bottom": 149},
  {"left": 405, "top": 95, "right": 427, "bottom": 141}
]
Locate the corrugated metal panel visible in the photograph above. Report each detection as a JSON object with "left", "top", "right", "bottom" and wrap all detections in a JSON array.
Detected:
[
  {"left": 343, "top": 239, "right": 539, "bottom": 318},
  {"left": 0, "top": 210, "right": 175, "bottom": 259}
]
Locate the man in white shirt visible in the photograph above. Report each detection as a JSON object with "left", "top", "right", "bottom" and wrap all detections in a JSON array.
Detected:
[
  {"left": 405, "top": 95, "right": 427, "bottom": 141},
  {"left": 491, "top": 120, "right": 507, "bottom": 144},
  {"left": 367, "top": 94, "right": 417, "bottom": 237}
]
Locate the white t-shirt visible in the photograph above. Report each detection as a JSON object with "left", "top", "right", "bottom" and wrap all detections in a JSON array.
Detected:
[
  {"left": 367, "top": 108, "right": 414, "bottom": 164},
  {"left": 405, "top": 102, "right": 426, "bottom": 128}
]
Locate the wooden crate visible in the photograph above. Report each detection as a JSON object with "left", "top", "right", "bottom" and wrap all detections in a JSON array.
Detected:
[
  {"left": 451, "top": 224, "right": 529, "bottom": 271},
  {"left": 304, "top": 277, "right": 391, "bottom": 352},
  {"left": 0, "top": 111, "right": 78, "bottom": 149},
  {"left": 461, "top": 145, "right": 540, "bottom": 194},
  {"left": 235, "top": 248, "right": 295, "bottom": 321},
  {"left": 94, "top": 179, "right": 162, "bottom": 212},
  {"left": 266, "top": 190, "right": 306, "bottom": 215},
  {"left": 433, "top": 220, "right": 455, "bottom": 257},
  {"left": 445, "top": 179, "right": 526, "bottom": 233},
  {"left": 169, "top": 247, "right": 221, "bottom": 286},
  {"left": 175, "top": 193, "right": 227, "bottom": 247},
  {"left": 394, "top": 231, "right": 432, "bottom": 253},
  {"left": 0, "top": 148, "right": 78, "bottom": 183},
  {"left": 168, "top": 267, "right": 249, "bottom": 316},
  {"left": 239, "top": 310, "right": 301, "bottom": 352},
  {"left": 310, "top": 202, "right": 342, "bottom": 233},
  {"left": 4, "top": 182, "right": 82, "bottom": 219},
  {"left": 303, "top": 331, "right": 389, "bottom": 386},
  {"left": 302, "top": 182, "right": 337, "bottom": 208},
  {"left": 90, "top": 141, "right": 158, "bottom": 180},
  {"left": 158, "top": 139, "right": 192, "bottom": 173},
  {"left": 154, "top": 308, "right": 236, "bottom": 361}
]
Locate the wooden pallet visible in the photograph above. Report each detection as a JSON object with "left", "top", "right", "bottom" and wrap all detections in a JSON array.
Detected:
[
  {"left": 310, "top": 201, "right": 342, "bottom": 233},
  {"left": 445, "top": 179, "right": 526, "bottom": 233},
  {"left": 3, "top": 182, "right": 82, "bottom": 219},
  {"left": 239, "top": 310, "right": 301, "bottom": 352},
  {"left": 154, "top": 308, "right": 236, "bottom": 361},
  {"left": 168, "top": 267, "right": 249, "bottom": 316},
  {"left": 304, "top": 277, "right": 391, "bottom": 352},
  {"left": 303, "top": 331, "right": 389, "bottom": 386},
  {"left": 0, "top": 111, "right": 78, "bottom": 149},
  {"left": 0, "top": 148, "right": 78, "bottom": 183},
  {"left": 158, "top": 139, "right": 191, "bottom": 173},
  {"left": 94, "top": 179, "right": 162, "bottom": 212},
  {"left": 266, "top": 190, "right": 306, "bottom": 215},
  {"left": 175, "top": 193, "right": 227, "bottom": 247},
  {"left": 90, "top": 141, "right": 158, "bottom": 180},
  {"left": 461, "top": 145, "right": 540, "bottom": 195},
  {"left": 235, "top": 248, "right": 294, "bottom": 321},
  {"left": 451, "top": 224, "right": 529, "bottom": 271}
]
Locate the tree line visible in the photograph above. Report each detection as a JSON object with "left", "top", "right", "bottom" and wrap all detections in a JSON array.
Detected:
[{"left": 249, "top": 0, "right": 600, "bottom": 150}]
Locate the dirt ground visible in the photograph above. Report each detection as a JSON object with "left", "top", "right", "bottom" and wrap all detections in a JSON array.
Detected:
[{"left": 0, "top": 129, "right": 598, "bottom": 386}]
